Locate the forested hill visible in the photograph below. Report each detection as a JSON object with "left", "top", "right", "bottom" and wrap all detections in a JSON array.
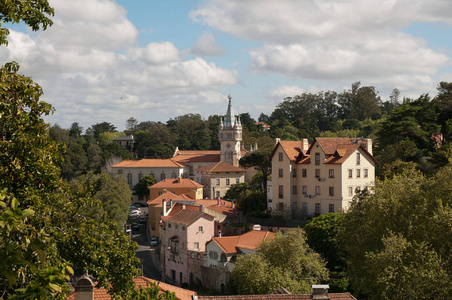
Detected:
[{"left": 50, "top": 81, "right": 452, "bottom": 180}]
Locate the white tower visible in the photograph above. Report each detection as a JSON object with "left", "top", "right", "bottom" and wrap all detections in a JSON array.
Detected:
[{"left": 219, "top": 94, "right": 242, "bottom": 167}]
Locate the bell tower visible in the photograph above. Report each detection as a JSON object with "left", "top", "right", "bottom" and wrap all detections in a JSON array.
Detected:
[{"left": 219, "top": 94, "right": 242, "bottom": 167}]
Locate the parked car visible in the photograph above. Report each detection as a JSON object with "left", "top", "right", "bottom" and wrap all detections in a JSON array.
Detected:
[
  {"left": 132, "top": 223, "right": 140, "bottom": 231},
  {"left": 139, "top": 216, "right": 147, "bottom": 223},
  {"left": 129, "top": 209, "right": 140, "bottom": 218},
  {"left": 150, "top": 237, "right": 158, "bottom": 246},
  {"left": 132, "top": 202, "right": 147, "bottom": 208}
]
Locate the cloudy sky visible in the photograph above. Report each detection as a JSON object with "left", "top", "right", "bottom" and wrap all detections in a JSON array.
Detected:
[{"left": 2, "top": 0, "right": 451, "bottom": 131}]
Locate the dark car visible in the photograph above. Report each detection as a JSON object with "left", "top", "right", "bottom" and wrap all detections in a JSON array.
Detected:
[
  {"left": 150, "top": 237, "right": 158, "bottom": 246},
  {"left": 132, "top": 223, "right": 140, "bottom": 231}
]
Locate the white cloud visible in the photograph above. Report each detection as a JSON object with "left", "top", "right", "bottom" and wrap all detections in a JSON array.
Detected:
[
  {"left": 192, "top": 0, "right": 452, "bottom": 98},
  {"left": 0, "top": 0, "right": 239, "bottom": 130},
  {"left": 191, "top": 32, "right": 223, "bottom": 56},
  {"left": 268, "top": 85, "right": 305, "bottom": 98}
]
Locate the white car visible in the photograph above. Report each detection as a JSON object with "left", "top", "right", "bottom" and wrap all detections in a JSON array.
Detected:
[{"left": 129, "top": 209, "right": 140, "bottom": 218}]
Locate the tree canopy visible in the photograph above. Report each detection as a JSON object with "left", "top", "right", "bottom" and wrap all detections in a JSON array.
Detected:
[
  {"left": 229, "top": 228, "right": 328, "bottom": 294},
  {"left": 341, "top": 165, "right": 452, "bottom": 299}
]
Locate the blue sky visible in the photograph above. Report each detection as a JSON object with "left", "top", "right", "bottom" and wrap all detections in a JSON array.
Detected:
[{"left": 1, "top": 0, "right": 451, "bottom": 131}]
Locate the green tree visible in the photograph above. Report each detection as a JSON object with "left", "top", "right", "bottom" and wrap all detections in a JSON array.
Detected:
[
  {"left": 133, "top": 175, "right": 156, "bottom": 202},
  {"left": 125, "top": 116, "right": 138, "bottom": 136},
  {"left": 0, "top": 4, "right": 150, "bottom": 298},
  {"left": 341, "top": 166, "right": 452, "bottom": 299},
  {"left": 239, "top": 148, "right": 272, "bottom": 191},
  {"left": 70, "top": 172, "right": 132, "bottom": 231},
  {"left": 224, "top": 182, "right": 249, "bottom": 200},
  {"left": 229, "top": 228, "right": 328, "bottom": 294},
  {"left": 89, "top": 122, "right": 117, "bottom": 139}
]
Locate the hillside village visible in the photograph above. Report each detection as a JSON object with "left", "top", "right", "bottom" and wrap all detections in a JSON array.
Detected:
[{"left": 3, "top": 1, "right": 452, "bottom": 299}]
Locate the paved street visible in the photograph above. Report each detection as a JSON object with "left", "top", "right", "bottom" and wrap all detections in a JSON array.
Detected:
[{"left": 129, "top": 218, "right": 161, "bottom": 280}]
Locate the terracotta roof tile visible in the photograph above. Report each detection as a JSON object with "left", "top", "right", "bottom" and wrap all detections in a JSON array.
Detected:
[
  {"left": 279, "top": 141, "right": 305, "bottom": 161},
  {"left": 210, "top": 236, "right": 240, "bottom": 254},
  {"left": 236, "top": 230, "right": 274, "bottom": 250},
  {"left": 195, "top": 161, "right": 246, "bottom": 173},
  {"left": 197, "top": 293, "right": 357, "bottom": 300},
  {"left": 148, "top": 192, "right": 193, "bottom": 206},
  {"left": 167, "top": 210, "right": 213, "bottom": 226},
  {"left": 67, "top": 276, "right": 196, "bottom": 300},
  {"left": 150, "top": 178, "right": 203, "bottom": 189},
  {"left": 112, "top": 159, "right": 185, "bottom": 168}
]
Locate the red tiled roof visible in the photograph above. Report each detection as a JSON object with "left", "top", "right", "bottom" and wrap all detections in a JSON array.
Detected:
[
  {"left": 112, "top": 159, "right": 185, "bottom": 168},
  {"left": 172, "top": 149, "right": 248, "bottom": 164},
  {"left": 67, "top": 276, "right": 196, "bottom": 300},
  {"left": 270, "top": 141, "right": 306, "bottom": 162},
  {"left": 167, "top": 209, "right": 213, "bottom": 226},
  {"left": 197, "top": 293, "right": 357, "bottom": 300},
  {"left": 236, "top": 230, "right": 274, "bottom": 250},
  {"left": 150, "top": 178, "right": 203, "bottom": 189},
  {"left": 195, "top": 161, "right": 246, "bottom": 173},
  {"left": 147, "top": 192, "right": 193, "bottom": 206},
  {"left": 209, "top": 230, "right": 274, "bottom": 255}
]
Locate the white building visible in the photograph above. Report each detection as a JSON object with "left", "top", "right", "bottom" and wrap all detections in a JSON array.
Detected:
[{"left": 270, "top": 137, "right": 376, "bottom": 217}]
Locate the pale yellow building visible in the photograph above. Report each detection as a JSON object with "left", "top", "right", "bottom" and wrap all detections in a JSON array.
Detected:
[
  {"left": 194, "top": 161, "right": 246, "bottom": 199},
  {"left": 270, "top": 137, "right": 376, "bottom": 217}
]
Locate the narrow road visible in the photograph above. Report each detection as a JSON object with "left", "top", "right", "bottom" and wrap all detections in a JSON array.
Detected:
[{"left": 129, "top": 218, "right": 161, "bottom": 280}]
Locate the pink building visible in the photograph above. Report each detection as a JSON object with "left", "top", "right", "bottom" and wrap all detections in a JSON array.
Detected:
[{"left": 164, "top": 209, "right": 215, "bottom": 286}]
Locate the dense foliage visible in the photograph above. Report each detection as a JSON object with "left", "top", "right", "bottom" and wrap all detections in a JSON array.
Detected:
[
  {"left": 229, "top": 228, "right": 328, "bottom": 294},
  {"left": 341, "top": 165, "right": 452, "bottom": 299}
]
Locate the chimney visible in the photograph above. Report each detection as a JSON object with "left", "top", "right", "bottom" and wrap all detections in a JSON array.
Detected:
[
  {"left": 75, "top": 275, "right": 94, "bottom": 300},
  {"left": 275, "top": 138, "right": 281, "bottom": 145},
  {"left": 217, "top": 197, "right": 221, "bottom": 206},
  {"left": 252, "top": 224, "right": 261, "bottom": 231},
  {"left": 200, "top": 205, "right": 205, "bottom": 213},
  {"left": 303, "top": 138, "right": 309, "bottom": 151},
  {"left": 182, "top": 204, "right": 186, "bottom": 210},
  {"left": 162, "top": 199, "right": 167, "bottom": 216},
  {"left": 366, "top": 138, "right": 373, "bottom": 155},
  {"left": 311, "top": 285, "right": 330, "bottom": 300}
]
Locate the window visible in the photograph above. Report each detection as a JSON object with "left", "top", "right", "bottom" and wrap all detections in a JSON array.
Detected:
[
  {"left": 171, "top": 270, "right": 176, "bottom": 281},
  {"left": 171, "top": 171, "right": 177, "bottom": 179},
  {"left": 216, "top": 191, "right": 220, "bottom": 198},
  {"left": 278, "top": 185, "right": 284, "bottom": 198},
  {"left": 357, "top": 169, "right": 361, "bottom": 178},
  {"left": 315, "top": 203, "right": 321, "bottom": 214},
  {"left": 315, "top": 153, "right": 320, "bottom": 165},
  {"left": 315, "top": 186, "right": 320, "bottom": 195},
  {"left": 348, "top": 169, "right": 353, "bottom": 179},
  {"left": 182, "top": 242, "right": 186, "bottom": 250},
  {"left": 236, "top": 178, "right": 240, "bottom": 184},
  {"left": 292, "top": 202, "right": 297, "bottom": 211},
  {"left": 160, "top": 172, "right": 165, "bottom": 181},
  {"left": 302, "top": 202, "right": 308, "bottom": 215},
  {"left": 198, "top": 226, "right": 203, "bottom": 232},
  {"left": 194, "top": 242, "right": 199, "bottom": 250},
  {"left": 278, "top": 169, "right": 283, "bottom": 178},
  {"left": 329, "top": 204, "right": 335, "bottom": 213},
  {"left": 138, "top": 172, "right": 143, "bottom": 180},
  {"left": 329, "top": 169, "right": 334, "bottom": 178},
  {"left": 364, "top": 168, "right": 368, "bottom": 178},
  {"left": 175, "top": 224, "right": 178, "bottom": 230},
  {"left": 182, "top": 226, "right": 186, "bottom": 232},
  {"left": 158, "top": 191, "right": 162, "bottom": 196},
  {"left": 357, "top": 152, "right": 361, "bottom": 165},
  {"left": 329, "top": 186, "right": 334, "bottom": 196},
  {"left": 302, "top": 186, "right": 307, "bottom": 195},
  {"left": 278, "top": 202, "right": 284, "bottom": 211},
  {"left": 292, "top": 185, "right": 297, "bottom": 195},
  {"left": 348, "top": 186, "right": 353, "bottom": 196},
  {"left": 302, "top": 169, "right": 307, "bottom": 177},
  {"left": 117, "top": 169, "right": 123, "bottom": 174},
  {"left": 209, "top": 251, "right": 219, "bottom": 260},
  {"left": 127, "top": 173, "right": 132, "bottom": 184},
  {"left": 292, "top": 169, "right": 297, "bottom": 177},
  {"left": 226, "top": 179, "right": 230, "bottom": 185},
  {"left": 215, "top": 179, "right": 220, "bottom": 186},
  {"left": 278, "top": 152, "right": 283, "bottom": 161},
  {"left": 315, "top": 169, "right": 320, "bottom": 178}
]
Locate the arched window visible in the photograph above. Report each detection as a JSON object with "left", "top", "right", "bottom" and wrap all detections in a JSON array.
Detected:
[{"left": 220, "top": 253, "right": 227, "bottom": 262}]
